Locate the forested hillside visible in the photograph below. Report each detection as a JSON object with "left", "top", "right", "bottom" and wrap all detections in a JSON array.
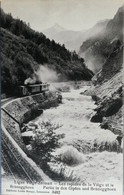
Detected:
[{"left": 1, "top": 8, "right": 94, "bottom": 96}]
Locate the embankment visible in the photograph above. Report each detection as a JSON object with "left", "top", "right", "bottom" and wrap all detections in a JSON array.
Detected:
[{"left": 2, "top": 91, "right": 60, "bottom": 181}]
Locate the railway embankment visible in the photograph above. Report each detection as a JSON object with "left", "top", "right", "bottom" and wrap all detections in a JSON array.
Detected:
[{"left": 2, "top": 91, "right": 60, "bottom": 181}]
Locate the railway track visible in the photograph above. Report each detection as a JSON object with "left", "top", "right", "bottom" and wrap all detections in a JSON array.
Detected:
[
  {"left": 2, "top": 152, "right": 15, "bottom": 180},
  {"left": 2, "top": 135, "right": 33, "bottom": 182},
  {"left": 1, "top": 97, "right": 33, "bottom": 182},
  {"left": 1, "top": 96, "right": 51, "bottom": 182}
]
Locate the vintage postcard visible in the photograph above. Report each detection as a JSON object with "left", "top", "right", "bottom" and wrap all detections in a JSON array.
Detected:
[{"left": 1, "top": 0, "right": 123, "bottom": 195}]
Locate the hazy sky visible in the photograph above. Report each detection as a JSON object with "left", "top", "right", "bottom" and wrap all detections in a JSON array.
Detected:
[{"left": 1, "top": 0, "right": 123, "bottom": 32}]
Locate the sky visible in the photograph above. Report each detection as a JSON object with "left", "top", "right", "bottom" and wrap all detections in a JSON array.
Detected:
[{"left": 1, "top": 0, "right": 123, "bottom": 32}]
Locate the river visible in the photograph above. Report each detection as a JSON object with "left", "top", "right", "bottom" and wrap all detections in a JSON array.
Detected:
[{"left": 32, "top": 83, "right": 122, "bottom": 184}]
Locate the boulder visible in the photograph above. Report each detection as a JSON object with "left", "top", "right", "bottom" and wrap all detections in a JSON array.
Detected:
[
  {"left": 91, "top": 114, "right": 103, "bottom": 123},
  {"left": 91, "top": 95, "right": 100, "bottom": 102},
  {"left": 105, "top": 98, "right": 123, "bottom": 117}
]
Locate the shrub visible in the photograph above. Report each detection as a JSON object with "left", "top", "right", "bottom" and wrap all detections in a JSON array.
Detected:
[{"left": 29, "top": 121, "right": 64, "bottom": 170}]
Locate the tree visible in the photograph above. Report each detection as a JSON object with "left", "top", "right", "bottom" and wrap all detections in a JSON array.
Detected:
[{"left": 29, "top": 121, "right": 64, "bottom": 170}]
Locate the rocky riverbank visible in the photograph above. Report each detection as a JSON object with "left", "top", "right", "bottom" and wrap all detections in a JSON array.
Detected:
[{"left": 82, "top": 71, "right": 123, "bottom": 142}]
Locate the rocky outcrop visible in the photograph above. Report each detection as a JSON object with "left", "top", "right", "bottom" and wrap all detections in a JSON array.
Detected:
[{"left": 90, "top": 71, "right": 123, "bottom": 137}]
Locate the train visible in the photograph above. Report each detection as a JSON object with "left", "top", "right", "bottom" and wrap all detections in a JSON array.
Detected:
[{"left": 19, "top": 83, "right": 50, "bottom": 96}]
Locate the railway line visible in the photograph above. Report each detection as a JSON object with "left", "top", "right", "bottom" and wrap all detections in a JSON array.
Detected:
[
  {"left": 1, "top": 96, "right": 52, "bottom": 182},
  {"left": 2, "top": 135, "right": 33, "bottom": 182},
  {"left": 2, "top": 153, "right": 15, "bottom": 180},
  {"left": 1, "top": 97, "right": 16, "bottom": 179}
]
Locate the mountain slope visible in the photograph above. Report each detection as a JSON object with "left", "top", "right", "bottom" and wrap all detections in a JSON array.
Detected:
[
  {"left": 1, "top": 9, "right": 94, "bottom": 96},
  {"left": 79, "top": 6, "right": 123, "bottom": 72},
  {"left": 84, "top": 40, "right": 123, "bottom": 138},
  {"left": 65, "top": 20, "right": 109, "bottom": 52},
  {"left": 83, "top": 6, "right": 123, "bottom": 137},
  {"left": 92, "top": 40, "right": 123, "bottom": 85},
  {"left": 43, "top": 20, "right": 109, "bottom": 53}
]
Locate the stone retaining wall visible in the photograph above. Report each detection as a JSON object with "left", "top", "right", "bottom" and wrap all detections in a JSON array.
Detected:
[
  {"left": 2, "top": 91, "right": 59, "bottom": 149},
  {"left": 2, "top": 91, "right": 59, "bottom": 181}
]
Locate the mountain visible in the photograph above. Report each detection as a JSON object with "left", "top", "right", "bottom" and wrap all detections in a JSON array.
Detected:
[
  {"left": 43, "top": 20, "right": 109, "bottom": 53},
  {"left": 51, "top": 30, "right": 82, "bottom": 45},
  {"left": 1, "top": 9, "right": 94, "bottom": 96},
  {"left": 79, "top": 6, "right": 124, "bottom": 72},
  {"left": 43, "top": 24, "right": 83, "bottom": 46},
  {"left": 83, "top": 6, "right": 123, "bottom": 136},
  {"left": 85, "top": 7, "right": 123, "bottom": 138},
  {"left": 65, "top": 20, "right": 109, "bottom": 52},
  {"left": 43, "top": 23, "right": 66, "bottom": 39}
]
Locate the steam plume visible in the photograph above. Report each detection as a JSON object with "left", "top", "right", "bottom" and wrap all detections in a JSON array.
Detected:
[
  {"left": 36, "top": 65, "right": 58, "bottom": 83},
  {"left": 24, "top": 65, "right": 58, "bottom": 85}
]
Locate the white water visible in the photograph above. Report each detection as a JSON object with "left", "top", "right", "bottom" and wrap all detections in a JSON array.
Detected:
[{"left": 34, "top": 85, "right": 123, "bottom": 183}]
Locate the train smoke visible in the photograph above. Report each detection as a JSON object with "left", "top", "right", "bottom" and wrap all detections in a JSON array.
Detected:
[
  {"left": 24, "top": 73, "right": 38, "bottom": 85},
  {"left": 36, "top": 65, "right": 58, "bottom": 83},
  {"left": 24, "top": 65, "right": 58, "bottom": 85}
]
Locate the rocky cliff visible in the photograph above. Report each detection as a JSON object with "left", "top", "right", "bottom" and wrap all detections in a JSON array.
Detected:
[{"left": 87, "top": 45, "right": 123, "bottom": 139}]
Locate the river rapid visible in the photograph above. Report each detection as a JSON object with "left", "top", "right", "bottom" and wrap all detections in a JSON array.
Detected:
[{"left": 33, "top": 83, "right": 123, "bottom": 184}]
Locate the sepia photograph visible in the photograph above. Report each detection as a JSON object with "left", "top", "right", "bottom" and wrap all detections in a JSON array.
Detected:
[{"left": 1, "top": 0, "right": 123, "bottom": 194}]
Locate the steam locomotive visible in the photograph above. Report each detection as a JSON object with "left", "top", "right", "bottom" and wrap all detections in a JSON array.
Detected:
[{"left": 19, "top": 83, "right": 50, "bottom": 96}]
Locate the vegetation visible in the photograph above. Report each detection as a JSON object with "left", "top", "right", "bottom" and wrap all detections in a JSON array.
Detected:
[
  {"left": 27, "top": 121, "right": 82, "bottom": 181},
  {"left": 28, "top": 121, "right": 64, "bottom": 171},
  {"left": 1, "top": 8, "right": 94, "bottom": 96}
]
